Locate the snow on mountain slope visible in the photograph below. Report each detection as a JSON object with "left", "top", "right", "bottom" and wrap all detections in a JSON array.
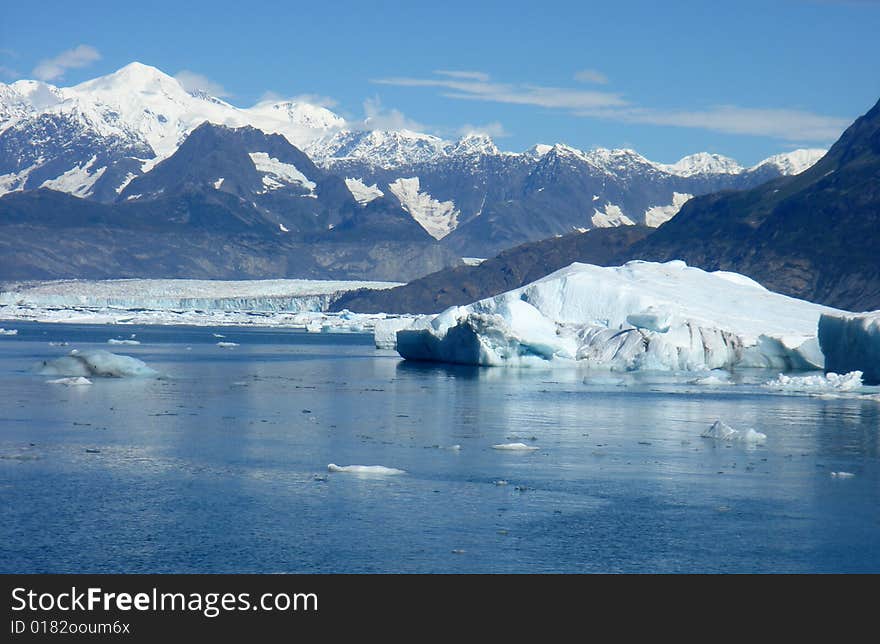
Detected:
[
  {"left": 661, "top": 152, "right": 744, "bottom": 177},
  {"left": 395, "top": 260, "right": 841, "bottom": 369},
  {"left": 344, "top": 177, "right": 384, "bottom": 205},
  {"left": 249, "top": 152, "right": 316, "bottom": 193},
  {"left": 591, "top": 204, "right": 635, "bottom": 228},
  {"left": 644, "top": 192, "right": 693, "bottom": 227},
  {"left": 750, "top": 149, "right": 827, "bottom": 175},
  {"left": 39, "top": 155, "right": 107, "bottom": 197},
  {"left": 388, "top": 177, "right": 459, "bottom": 239},
  {"left": 0, "top": 62, "right": 347, "bottom": 197},
  {"left": 307, "top": 129, "right": 448, "bottom": 168}
]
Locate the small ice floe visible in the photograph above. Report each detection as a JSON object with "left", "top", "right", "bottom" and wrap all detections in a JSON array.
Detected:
[
  {"left": 38, "top": 350, "right": 158, "bottom": 378},
  {"left": 213, "top": 333, "right": 225, "bottom": 338},
  {"left": 445, "top": 444, "right": 462, "bottom": 451},
  {"left": 494, "top": 480, "right": 509, "bottom": 486},
  {"left": 701, "top": 420, "right": 767, "bottom": 444},
  {"left": 48, "top": 341, "right": 69, "bottom": 347},
  {"left": 0, "top": 328, "right": 18, "bottom": 336},
  {"left": 108, "top": 339, "right": 140, "bottom": 345},
  {"left": 217, "top": 342, "right": 239, "bottom": 348},
  {"left": 688, "top": 371, "right": 731, "bottom": 386},
  {"left": 47, "top": 377, "right": 93, "bottom": 386},
  {"left": 327, "top": 463, "right": 406, "bottom": 475},
  {"left": 762, "top": 371, "right": 863, "bottom": 392},
  {"left": 492, "top": 442, "right": 540, "bottom": 451},
  {"left": 831, "top": 471, "right": 856, "bottom": 479}
]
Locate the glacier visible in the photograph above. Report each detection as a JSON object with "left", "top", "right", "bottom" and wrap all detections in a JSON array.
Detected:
[
  {"left": 395, "top": 260, "right": 842, "bottom": 371},
  {"left": 818, "top": 312, "right": 880, "bottom": 385},
  {"left": 0, "top": 278, "right": 400, "bottom": 313}
]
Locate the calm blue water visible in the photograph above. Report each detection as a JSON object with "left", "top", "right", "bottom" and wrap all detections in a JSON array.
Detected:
[{"left": 1, "top": 321, "right": 879, "bottom": 573}]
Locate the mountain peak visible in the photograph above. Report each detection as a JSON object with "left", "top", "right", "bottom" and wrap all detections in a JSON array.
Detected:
[
  {"left": 449, "top": 133, "right": 499, "bottom": 156},
  {"left": 662, "top": 152, "right": 744, "bottom": 177}
]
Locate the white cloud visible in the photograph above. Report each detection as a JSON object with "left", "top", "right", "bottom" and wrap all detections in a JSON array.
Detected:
[
  {"left": 373, "top": 73, "right": 626, "bottom": 110},
  {"left": 434, "top": 70, "right": 491, "bottom": 82},
  {"left": 456, "top": 121, "right": 509, "bottom": 138},
  {"left": 174, "top": 70, "right": 230, "bottom": 98},
  {"left": 361, "top": 96, "right": 426, "bottom": 131},
  {"left": 375, "top": 70, "right": 847, "bottom": 143},
  {"left": 0, "top": 65, "right": 20, "bottom": 79},
  {"left": 32, "top": 45, "right": 101, "bottom": 81},
  {"left": 573, "top": 69, "right": 608, "bottom": 84},
  {"left": 578, "top": 104, "right": 850, "bottom": 142}
]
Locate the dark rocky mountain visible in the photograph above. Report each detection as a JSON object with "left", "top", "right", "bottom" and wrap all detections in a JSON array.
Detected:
[
  {"left": 0, "top": 122, "right": 459, "bottom": 282},
  {"left": 334, "top": 97, "right": 880, "bottom": 314},
  {"left": 623, "top": 98, "right": 880, "bottom": 311},
  {"left": 331, "top": 226, "right": 652, "bottom": 314}
]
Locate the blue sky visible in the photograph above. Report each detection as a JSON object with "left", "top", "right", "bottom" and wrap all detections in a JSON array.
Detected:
[{"left": 2, "top": 0, "right": 877, "bottom": 164}]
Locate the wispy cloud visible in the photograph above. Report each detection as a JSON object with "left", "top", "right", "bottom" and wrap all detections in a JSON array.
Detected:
[
  {"left": 434, "top": 70, "right": 491, "bottom": 82},
  {"left": 255, "top": 91, "right": 339, "bottom": 108},
  {"left": 0, "top": 65, "right": 20, "bottom": 79},
  {"left": 175, "top": 70, "right": 230, "bottom": 98},
  {"left": 361, "top": 96, "right": 426, "bottom": 131},
  {"left": 578, "top": 105, "right": 850, "bottom": 142},
  {"left": 32, "top": 45, "right": 101, "bottom": 81},
  {"left": 375, "top": 70, "right": 847, "bottom": 142},
  {"left": 456, "top": 121, "right": 509, "bottom": 138},
  {"left": 373, "top": 72, "right": 626, "bottom": 110},
  {"left": 573, "top": 69, "right": 608, "bottom": 84}
]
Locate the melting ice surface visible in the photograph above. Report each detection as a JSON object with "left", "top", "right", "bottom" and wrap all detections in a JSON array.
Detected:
[
  {"left": 396, "top": 261, "right": 841, "bottom": 370},
  {"left": 2, "top": 321, "right": 880, "bottom": 573}
]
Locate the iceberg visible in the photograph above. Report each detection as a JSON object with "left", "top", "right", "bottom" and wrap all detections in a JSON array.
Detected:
[
  {"left": 0, "top": 328, "right": 18, "bottom": 335},
  {"left": 395, "top": 261, "right": 841, "bottom": 370},
  {"left": 38, "top": 350, "right": 158, "bottom": 378},
  {"left": 701, "top": 420, "right": 767, "bottom": 444},
  {"left": 108, "top": 338, "right": 140, "bottom": 345},
  {"left": 373, "top": 316, "right": 419, "bottom": 349},
  {"left": 327, "top": 464, "right": 406, "bottom": 476},
  {"left": 47, "top": 376, "right": 93, "bottom": 386},
  {"left": 491, "top": 443, "right": 540, "bottom": 451},
  {"left": 818, "top": 312, "right": 880, "bottom": 385},
  {"left": 762, "top": 371, "right": 863, "bottom": 392}
]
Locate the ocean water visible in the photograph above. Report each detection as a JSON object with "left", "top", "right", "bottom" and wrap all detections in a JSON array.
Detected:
[{"left": 1, "top": 321, "right": 879, "bottom": 573}]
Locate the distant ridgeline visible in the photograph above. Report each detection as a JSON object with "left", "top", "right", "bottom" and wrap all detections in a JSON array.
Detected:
[
  {"left": 335, "top": 97, "right": 880, "bottom": 314},
  {"left": 0, "top": 62, "right": 830, "bottom": 283}
]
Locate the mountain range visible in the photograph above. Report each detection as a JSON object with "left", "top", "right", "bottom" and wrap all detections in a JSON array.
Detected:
[
  {"left": 335, "top": 96, "right": 880, "bottom": 313},
  {"left": 0, "top": 62, "right": 827, "bottom": 281}
]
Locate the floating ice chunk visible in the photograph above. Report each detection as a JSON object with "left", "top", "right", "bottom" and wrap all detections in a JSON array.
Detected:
[
  {"left": 762, "top": 371, "right": 863, "bottom": 392},
  {"left": 217, "top": 342, "right": 239, "bottom": 348},
  {"left": 108, "top": 338, "right": 140, "bottom": 345},
  {"left": 0, "top": 328, "right": 18, "bottom": 336},
  {"left": 213, "top": 333, "right": 225, "bottom": 338},
  {"left": 831, "top": 471, "right": 855, "bottom": 478},
  {"left": 492, "top": 443, "right": 540, "bottom": 451},
  {"left": 396, "top": 261, "right": 840, "bottom": 370},
  {"left": 327, "top": 463, "right": 406, "bottom": 475},
  {"left": 445, "top": 444, "right": 462, "bottom": 451},
  {"left": 47, "top": 377, "right": 93, "bottom": 386},
  {"left": 701, "top": 420, "right": 766, "bottom": 444},
  {"left": 819, "top": 312, "right": 880, "bottom": 385},
  {"left": 38, "top": 350, "right": 158, "bottom": 378},
  {"left": 688, "top": 371, "right": 732, "bottom": 386},
  {"left": 373, "top": 317, "right": 418, "bottom": 350}
]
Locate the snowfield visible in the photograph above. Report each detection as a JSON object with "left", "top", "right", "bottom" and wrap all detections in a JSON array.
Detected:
[
  {"left": 818, "top": 312, "right": 880, "bottom": 385},
  {"left": 395, "top": 260, "right": 843, "bottom": 371}
]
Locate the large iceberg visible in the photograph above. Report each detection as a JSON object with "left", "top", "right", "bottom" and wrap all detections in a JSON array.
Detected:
[
  {"left": 818, "top": 312, "right": 880, "bottom": 385},
  {"left": 396, "top": 261, "right": 841, "bottom": 370}
]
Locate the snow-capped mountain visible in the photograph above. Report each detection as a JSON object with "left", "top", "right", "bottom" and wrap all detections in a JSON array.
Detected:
[{"left": 0, "top": 61, "right": 831, "bottom": 263}]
